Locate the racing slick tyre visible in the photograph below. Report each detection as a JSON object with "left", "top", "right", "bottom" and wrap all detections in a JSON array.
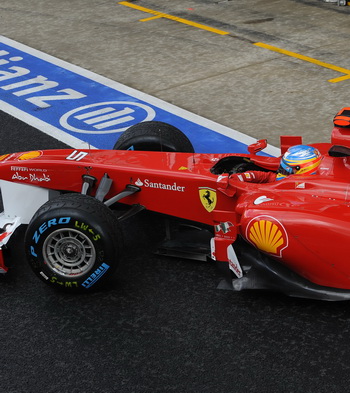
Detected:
[
  {"left": 113, "top": 121, "right": 195, "bottom": 152},
  {"left": 24, "top": 194, "right": 122, "bottom": 292}
]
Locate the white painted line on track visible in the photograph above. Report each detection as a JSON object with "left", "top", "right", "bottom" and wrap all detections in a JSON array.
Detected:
[{"left": 1, "top": 101, "right": 96, "bottom": 149}]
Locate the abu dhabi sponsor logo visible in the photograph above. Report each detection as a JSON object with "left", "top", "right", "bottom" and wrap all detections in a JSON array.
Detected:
[
  {"left": 59, "top": 101, "right": 156, "bottom": 134},
  {"left": 135, "top": 178, "right": 185, "bottom": 192},
  {"left": 12, "top": 171, "right": 51, "bottom": 183}
]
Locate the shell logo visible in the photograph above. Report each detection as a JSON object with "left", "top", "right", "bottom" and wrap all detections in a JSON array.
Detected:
[
  {"left": 18, "top": 151, "right": 42, "bottom": 160},
  {"left": 0, "top": 154, "right": 10, "bottom": 162},
  {"left": 246, "top": 216, "right": 288, "bottom": 257}
]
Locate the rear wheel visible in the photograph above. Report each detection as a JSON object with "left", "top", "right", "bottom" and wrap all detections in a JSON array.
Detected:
[
  {"left": 113, "top": 121, "right": 194, "bottom": 152},
  {"left": 24, "top": 194, "right": 122, "bottom": 292}
]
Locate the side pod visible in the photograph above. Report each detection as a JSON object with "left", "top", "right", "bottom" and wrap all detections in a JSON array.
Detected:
[{"left": 233, "top": 241, "right": 350, "bottom": 302}]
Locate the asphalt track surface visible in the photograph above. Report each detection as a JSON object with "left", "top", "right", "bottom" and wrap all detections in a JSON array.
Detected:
[{"left": 2, "top": 111, "right": 350, "bottom": 393}]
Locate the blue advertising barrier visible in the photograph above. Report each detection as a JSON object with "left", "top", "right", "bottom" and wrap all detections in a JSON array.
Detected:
[{"left": 0, "top": 36, "right": 279, "bottom": 156}]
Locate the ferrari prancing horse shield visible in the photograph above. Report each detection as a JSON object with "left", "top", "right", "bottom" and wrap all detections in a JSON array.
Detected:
[{"left": 199, "top": 187, "right": 217, "bottom": 212}]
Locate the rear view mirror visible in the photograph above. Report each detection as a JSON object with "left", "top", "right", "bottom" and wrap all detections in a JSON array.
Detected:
[{"left": 248, "top": 139, "right": 267, "bottom": 155}]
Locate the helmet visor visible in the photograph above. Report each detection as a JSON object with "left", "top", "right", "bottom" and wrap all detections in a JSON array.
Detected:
[{"left": 277, "top": 160, "right": 298, "bottom": 177}]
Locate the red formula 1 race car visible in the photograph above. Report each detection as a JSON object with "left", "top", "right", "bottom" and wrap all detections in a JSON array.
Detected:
[{"left": 0, "top": 109, "right": 350, "bottom": 300}]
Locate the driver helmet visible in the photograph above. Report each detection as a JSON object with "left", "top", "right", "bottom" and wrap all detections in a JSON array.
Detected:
[{"left": 276, "top": 145, "right": 322, "bottom": 181}]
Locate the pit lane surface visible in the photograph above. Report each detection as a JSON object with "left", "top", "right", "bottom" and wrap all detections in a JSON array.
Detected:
[
  {"left": 1, "top": 111, "right": 350, "bottom": 393},
  {"left": 1, "top": 0, "right": 350, "bottom": 148}
]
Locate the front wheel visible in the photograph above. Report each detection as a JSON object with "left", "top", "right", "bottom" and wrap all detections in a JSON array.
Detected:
[{"left": 24, "top": 194, "right": 123, "bottom": 292}]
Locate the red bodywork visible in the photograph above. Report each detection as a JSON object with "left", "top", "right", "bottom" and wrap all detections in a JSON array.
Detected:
[{"left": 0, "top": 112, "right": 350, "bottom": 294}]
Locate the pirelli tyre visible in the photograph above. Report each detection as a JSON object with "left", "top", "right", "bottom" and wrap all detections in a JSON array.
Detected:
[
  {"left": 113, "top": 121, "right": 194, "bottom": 152},
  {"left": 24, "top": 194, "right": 122, "bottom": 292}
]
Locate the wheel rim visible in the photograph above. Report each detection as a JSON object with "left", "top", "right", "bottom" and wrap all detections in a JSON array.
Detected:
[{"left": 43, "top": 228, "right": 96, "bottom": 278}]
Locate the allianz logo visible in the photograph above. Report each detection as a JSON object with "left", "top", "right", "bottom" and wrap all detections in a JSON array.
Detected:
[
  {"left": 59, "top": 101, "right": 155, "bottom": 134},
  {"left": 0, "top": 49, "right": 155, "bottom": 133},
  {"left": 0, "top": 49, "right": 85, "bottom": 108}
]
